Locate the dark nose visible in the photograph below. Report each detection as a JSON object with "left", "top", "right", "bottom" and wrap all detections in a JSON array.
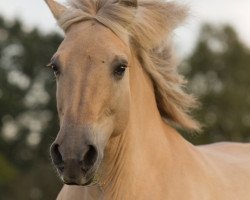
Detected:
[{"left": 50, "top": 143, "right": 98, "bottom": 184}]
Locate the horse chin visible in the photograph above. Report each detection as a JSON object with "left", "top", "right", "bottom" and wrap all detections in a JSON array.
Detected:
[
  {"left": 60, "top": 167, "right": 99, "bottom": 186},
  {"left": 61, "top": 175, "right": 95, "bottom": 186},
  {"left": 58, "top": 151, "right": 103, "bottom": 186},
  {"left": 81, "top": 176, "right": 96, "bottom": 186},
  {"left": 80, "top": 173, "right": 96, "bottom": 186}
]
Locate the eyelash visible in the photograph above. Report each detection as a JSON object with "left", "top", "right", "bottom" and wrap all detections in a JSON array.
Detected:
[
  {"left": 114, "top": 64, "right": 127, "bottom": 77},
  {"left": 47, "top": 62, "right": 60, "bottom": 76}
]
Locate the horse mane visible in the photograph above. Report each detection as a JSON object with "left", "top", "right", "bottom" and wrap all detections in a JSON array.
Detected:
[{"left": 58, "top": 0, "right": 201, "bottom": 131}]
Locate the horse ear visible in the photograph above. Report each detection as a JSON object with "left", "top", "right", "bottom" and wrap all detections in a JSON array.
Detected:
[
  {"left": 119, "top": 0, "right": 138, "bottom": 8},
  {"left": 165, "top": 2, "right": 188, "bottom": 30},
  {"left": 44, "top": 0, "right": 67, "bottom": 20}
]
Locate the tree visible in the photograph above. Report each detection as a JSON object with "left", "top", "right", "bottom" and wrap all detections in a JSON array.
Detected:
[
  {"left": 182, "top": 24, "right": 250, "bottom": 144},
  {"left": 0, "top": 17, "right": 62, "bottom": 199}
]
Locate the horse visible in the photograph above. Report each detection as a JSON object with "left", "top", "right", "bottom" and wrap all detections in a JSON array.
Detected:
[{"left": 44, "top": 0, "right": 250, "bottom": 199}]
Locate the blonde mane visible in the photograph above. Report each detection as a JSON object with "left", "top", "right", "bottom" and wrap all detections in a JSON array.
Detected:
[{"left": 58, "top": 0, "right": 200, "bottom": 131}]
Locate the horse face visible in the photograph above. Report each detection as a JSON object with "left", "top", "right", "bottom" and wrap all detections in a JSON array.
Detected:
[{"left": 49, "top": 21, "right": 131, "bottom": 185}]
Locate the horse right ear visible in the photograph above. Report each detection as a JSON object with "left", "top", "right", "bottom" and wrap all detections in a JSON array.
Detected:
[
  {"left": 44, "top": 0, "right": 67, "bottom": 20},
  {"left": 119, "top": 0, "right": 138, "bottom": 8}
]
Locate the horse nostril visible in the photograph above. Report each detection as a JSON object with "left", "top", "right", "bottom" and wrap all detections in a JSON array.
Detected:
[
  {"left": 50, "top": 143, "right": 64, "bottom": 172},
  {"left": 81, "top": 145, "right": 98, "bottom": 173}
]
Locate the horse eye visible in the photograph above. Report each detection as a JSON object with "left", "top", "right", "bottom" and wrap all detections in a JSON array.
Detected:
[
  {"left": 114, "top": 64, "right": 127, "bottom": 77},
  {"left": 52, "top": 65, "right": 59, "bottom": 75},
  {"left": 47, "top": 62, "right": 60, "bottom": 76}
]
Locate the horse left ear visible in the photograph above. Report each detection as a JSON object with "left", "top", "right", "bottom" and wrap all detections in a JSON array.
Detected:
[
  {"left": 44, "top": 0, "right": 67, "bottom": 20},
  {"left": 119, "top": 0, "right": 138, "bottom": 8},
  {"left": 164, "top": 2, "right": 188, "bottom": 30}
]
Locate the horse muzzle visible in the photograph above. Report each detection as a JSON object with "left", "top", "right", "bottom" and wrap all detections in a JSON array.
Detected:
[{"left": 50, "top": 142, "right": 102, "bottom": 186}]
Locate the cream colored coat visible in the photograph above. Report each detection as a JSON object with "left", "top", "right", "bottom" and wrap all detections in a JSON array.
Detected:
[
  {"left": 56, "top": 55, "right": 250, "bottom": 200},
  {"left": 43, "top": 0, "right": 250, "bottom": 199}
]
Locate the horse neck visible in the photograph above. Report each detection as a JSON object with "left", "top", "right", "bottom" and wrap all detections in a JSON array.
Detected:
[{"left": 96, "top": 55, "right": 197, "bottom": 199}]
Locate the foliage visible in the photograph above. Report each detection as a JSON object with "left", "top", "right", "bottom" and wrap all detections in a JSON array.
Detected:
[
  {"left": 0, "top": 16, "right": 62, "bottom": 199},
  {"left": 182, "top": 24, "right": 250, "bottom": 144},
  {"left": 0, "top": 154, "right": 18, "bottom": 185}
]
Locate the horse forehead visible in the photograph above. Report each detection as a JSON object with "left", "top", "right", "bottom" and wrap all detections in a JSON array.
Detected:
[
  {"left": 65, "top": 22, "right": 122, "bottom": 50},
  {"left": 60, "top": 23, "right": 128, "bottom": 60}
]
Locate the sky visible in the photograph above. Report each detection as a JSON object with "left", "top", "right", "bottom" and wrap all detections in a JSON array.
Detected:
[{"left": 0, "top": 0, "right": 250, "bottom": 56}]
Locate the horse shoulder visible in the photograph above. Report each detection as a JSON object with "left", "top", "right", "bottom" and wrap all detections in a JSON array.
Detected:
[
  {"left": 199, "top": 142, "right": 250, "bottom": 158},
  {"left": 198, "top": 142, "right": 250, "bottom": 176}
]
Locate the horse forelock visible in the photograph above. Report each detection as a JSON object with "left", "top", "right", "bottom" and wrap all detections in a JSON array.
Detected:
[{"left": 58, "top": 0, "right": 201, "bottom": 132}]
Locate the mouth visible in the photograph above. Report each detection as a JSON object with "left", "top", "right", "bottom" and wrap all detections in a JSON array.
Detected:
[
  {"left": 62, "top": 176, "right": 95, "bottom": 186},
  {"left": 61, "top": 168, "right": 99, "bottom": 186},
  {"left": 50, "top": 143, "right": 104, "bottom": 186}
]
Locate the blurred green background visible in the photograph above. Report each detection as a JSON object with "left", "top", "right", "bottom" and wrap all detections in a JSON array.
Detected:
[
  {"left": 0, "top": 11, "right": 250, "bottom": 200},
  {"left": 0, "top": 17, "right": 62, "bottom": 199}
]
